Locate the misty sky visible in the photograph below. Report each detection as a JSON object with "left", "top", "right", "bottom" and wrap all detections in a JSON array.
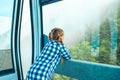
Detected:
[
  {"left": 0, "top": 0, "right": 14, "bottom": 49},
  {"left": 0, "top": 0, "right": 120, "bottom": 49},
  {"left": 0, "top": 0, "right": 14, "bottom": 17},
  {"left": 42, "top": 0, "right": 120, "bottom": 47}
]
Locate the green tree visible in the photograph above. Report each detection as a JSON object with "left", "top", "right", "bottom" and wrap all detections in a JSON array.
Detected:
[
  {"left": 116, "top": 4, "right": 120, "bottom": 65},
  {"left": 98, "top": 19, "right": 111, "bottom": 64},
  {"left": 69, "top": 41, "right": 96, "bottom": 62},
  {"left": 84, "top": 25, "right": 93, "bottom": 43}
]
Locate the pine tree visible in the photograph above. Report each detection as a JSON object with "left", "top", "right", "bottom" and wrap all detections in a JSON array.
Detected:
[
  {"left": 98, "top": 19, "right": 111, "bottom": 64},
  {"left": 116, "top": 5, "right": 120, "bottom": 65}
]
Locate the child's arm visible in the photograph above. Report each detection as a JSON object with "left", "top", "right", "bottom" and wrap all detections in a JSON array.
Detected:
[{"left": 60, "top": 44, "right": 71, "bottom": 60}]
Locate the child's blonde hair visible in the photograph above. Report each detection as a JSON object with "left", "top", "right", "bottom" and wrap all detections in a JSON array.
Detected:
[{"left": 49, "top": 28, "right": 64, "bottom": 43}]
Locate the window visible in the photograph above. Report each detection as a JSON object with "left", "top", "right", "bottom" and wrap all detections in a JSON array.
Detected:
[
  {"left": 42, "top": 0, "right": 120, "bottom": 66},
  {"left": 42, "top": 0, "right": 120, "bottom": 79},
  {"left": 20, "top": 0, "right": 32, "bottom": 78},
  {"left": 0, "top": 0, "right": 14, "bottom": 74}
]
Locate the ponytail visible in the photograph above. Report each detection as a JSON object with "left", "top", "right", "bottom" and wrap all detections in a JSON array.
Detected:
[{"left": 49, "top": 28, "right": 64, "bottom": 43}]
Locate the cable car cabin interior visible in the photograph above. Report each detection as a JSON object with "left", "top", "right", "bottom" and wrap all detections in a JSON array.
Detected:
[{"left": 0, "top": 0, "right": 120, "bottom": 80}]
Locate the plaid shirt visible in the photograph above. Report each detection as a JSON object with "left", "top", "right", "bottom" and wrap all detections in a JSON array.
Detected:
[{"left": 26, "top": 40, "right": 71, "bottom": 80}]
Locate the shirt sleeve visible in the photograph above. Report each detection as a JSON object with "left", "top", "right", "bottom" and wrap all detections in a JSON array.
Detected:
[{"left": 60, "top": 44, "right": 71, "bottom": 60}]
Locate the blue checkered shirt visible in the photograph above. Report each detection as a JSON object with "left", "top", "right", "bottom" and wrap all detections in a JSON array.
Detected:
[{"left": 26, "top": 40, "right": 71, "bottom": 80}]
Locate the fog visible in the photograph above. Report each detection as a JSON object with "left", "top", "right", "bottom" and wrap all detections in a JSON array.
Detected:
[
  {"left": 42, "top": 0, "right": 120, "bottom": 47},
  {"left": 0, "top": 16, "right": 11, "bottom": 49}
]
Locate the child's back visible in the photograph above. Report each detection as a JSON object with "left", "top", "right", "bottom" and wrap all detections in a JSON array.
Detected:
[{"left": 26, "top": 28, "right": 71, "bottom": 80}]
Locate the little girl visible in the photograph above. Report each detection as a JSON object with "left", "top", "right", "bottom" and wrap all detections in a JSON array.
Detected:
[{"left": 26, "top": 28, "right": 71, "bottom": 80}]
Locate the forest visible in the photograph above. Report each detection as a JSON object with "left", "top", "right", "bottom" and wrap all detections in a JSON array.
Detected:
[{"left": 54, "top": 4, "right": 120, "bottom": 80}]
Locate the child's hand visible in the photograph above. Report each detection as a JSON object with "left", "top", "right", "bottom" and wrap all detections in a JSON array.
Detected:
[{"left": 60, "top": 57, "right": 64, "bottom": 63}]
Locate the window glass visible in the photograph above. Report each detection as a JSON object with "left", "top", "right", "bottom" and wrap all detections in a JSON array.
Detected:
[
  {"left": 42, "top": 0, "right": 120, "bottom": 79},
  {"left": 20, "top": 0, "right": 32, "bottom": 78},
  {"left": 0, "top": 0, "right": 14, "bottom": 72}
]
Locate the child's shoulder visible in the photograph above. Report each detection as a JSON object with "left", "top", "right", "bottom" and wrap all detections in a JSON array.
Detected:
[{"left": 49, "top": 40, "right": 64, "bottom": 46}]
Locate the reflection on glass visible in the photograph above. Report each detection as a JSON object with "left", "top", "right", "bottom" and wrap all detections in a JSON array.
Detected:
[
  {"left": 0, "top": 0, "right": 14, "bottom": 71},
  {"left": 20, "top": 0, "right": 32, "bottom": 77},
  {"left": 42, "top": 0, "right": 120, "bottom": 79}
]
